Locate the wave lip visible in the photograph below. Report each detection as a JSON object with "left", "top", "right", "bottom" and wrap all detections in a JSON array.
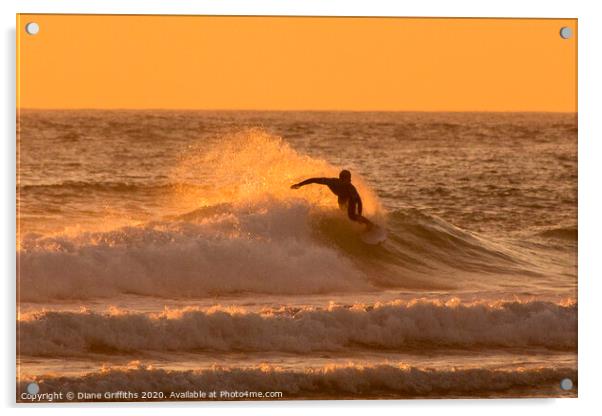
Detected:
[
  {"left": 19, "top": 299, "right": 577, "bottom": 356},
  {"left": 18, "top": 363, "right": 577, "bottom": 400}
]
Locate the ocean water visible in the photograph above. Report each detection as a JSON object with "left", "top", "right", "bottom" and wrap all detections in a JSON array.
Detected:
[{"left": 17, "top": 110, "right": 577, "bottom": 400}]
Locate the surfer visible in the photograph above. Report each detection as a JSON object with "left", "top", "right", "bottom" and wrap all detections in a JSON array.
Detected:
[{"left": 291, "top": 170, "right": 374, "bottom": 228}]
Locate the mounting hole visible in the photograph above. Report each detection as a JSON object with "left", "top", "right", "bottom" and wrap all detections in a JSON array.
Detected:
[
  {"left": 26, "top": 382, "right": 40, "bottom": 394},
  {"left": 560, "top": 378, "right": 573, "bottom": 390},
  {"left": 559, "top": 27, "right": 572, "bottom": 40},
  {"left": 25, "top": 22, "right": 40, "bottom": 36}
]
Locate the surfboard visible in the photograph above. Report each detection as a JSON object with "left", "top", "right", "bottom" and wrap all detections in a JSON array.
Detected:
[{"left": 361, "top": 225, "right": 387, "bottom": 245}]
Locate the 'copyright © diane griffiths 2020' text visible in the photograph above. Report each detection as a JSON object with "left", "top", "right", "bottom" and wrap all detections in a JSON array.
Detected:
[{"left": 20, "top": 390, "right": 284, "bottom": 401}]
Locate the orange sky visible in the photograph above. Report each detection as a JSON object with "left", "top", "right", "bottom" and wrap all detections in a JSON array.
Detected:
[{"left": 17, "top": 15, "right": 577, "bottom": 111}]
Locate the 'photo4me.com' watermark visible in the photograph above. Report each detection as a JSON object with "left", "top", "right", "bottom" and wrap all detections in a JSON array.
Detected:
[{"left": 20, "top": 384, "right": 284, "bottom": 402}]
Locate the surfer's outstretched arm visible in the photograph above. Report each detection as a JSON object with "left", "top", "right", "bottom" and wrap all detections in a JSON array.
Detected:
[{"left": 290, "top": 177, "right": 332, "bottom": 189}]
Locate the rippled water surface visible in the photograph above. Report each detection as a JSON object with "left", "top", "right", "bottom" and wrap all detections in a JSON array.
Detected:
[{"left": 17, "top": 110, "right": 577, "bottom": 400}]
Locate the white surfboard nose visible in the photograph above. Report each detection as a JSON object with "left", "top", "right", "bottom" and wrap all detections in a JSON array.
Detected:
[{"left": 361, "top": 225, "right": 388, "bottom": 244}]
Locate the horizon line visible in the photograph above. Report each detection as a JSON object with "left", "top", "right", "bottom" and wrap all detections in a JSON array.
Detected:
[{"left": 17, "top": 107, "right": 578, "bottom": 114}]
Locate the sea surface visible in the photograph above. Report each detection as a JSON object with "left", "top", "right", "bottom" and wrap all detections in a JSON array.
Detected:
[{"left": 17, "top": 110, "right": 577, "bottom": 400}]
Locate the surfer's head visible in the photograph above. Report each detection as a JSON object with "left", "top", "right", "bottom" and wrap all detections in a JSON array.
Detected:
[{"left": 339, "top": 169, "right": 352, "bottom": 183}]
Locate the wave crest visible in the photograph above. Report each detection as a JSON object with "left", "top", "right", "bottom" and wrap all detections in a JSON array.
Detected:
[
  {"left": 19, "top": 300, "right": 577, "bottom": 355},
  {"left": 18, "top": 363, "right": 577, "bottom": 400}
]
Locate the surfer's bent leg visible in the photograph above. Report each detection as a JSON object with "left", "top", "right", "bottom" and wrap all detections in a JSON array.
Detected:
[{"left": 348, "top": 199, "right": 373, "bottom": 228}]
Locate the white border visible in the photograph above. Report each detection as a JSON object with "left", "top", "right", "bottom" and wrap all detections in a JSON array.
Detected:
[
  {"left": 3, "top": 1, "right": 601, "bottom": 415},
  {"left": 4, "top": 0, "right": 587, "bottom": 18}
]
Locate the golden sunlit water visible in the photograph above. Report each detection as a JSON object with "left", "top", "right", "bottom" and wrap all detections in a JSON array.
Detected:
[{"left": 17, "top": 110, "right": 577, "bottom": 399}]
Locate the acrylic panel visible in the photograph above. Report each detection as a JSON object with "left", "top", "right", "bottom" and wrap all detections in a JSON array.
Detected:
[{"left": 16, "top": 14, "right": 577, "bottom": 402}]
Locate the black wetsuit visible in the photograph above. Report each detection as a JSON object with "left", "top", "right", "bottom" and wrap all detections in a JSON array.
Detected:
[{"left": 295, "top": 177, "right": 364, "bottom": 221}]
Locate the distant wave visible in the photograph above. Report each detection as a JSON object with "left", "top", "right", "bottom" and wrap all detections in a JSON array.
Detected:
[
  {"left": 19, "top": 300, "right": 576, "bottom": 356},
  {"left": 18, "top": 363, "right": 577, "bottom": 400},
  {"left": 535, "top": 226, "right": 577, "bottom": 241},
  {"left": 19, "top": 181, "right": 203, "bottom": 195}
]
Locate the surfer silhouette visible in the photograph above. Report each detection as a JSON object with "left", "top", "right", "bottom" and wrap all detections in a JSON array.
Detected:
[{"left": 291, "top": 169, "right": 374, "bottom": 228}]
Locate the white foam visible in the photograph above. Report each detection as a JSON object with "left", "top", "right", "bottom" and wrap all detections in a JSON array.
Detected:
[
  {"left": 19, "top": 362, "right": 576, "bottom": 399},
  {"left": 19, "top": 299, "right": 577, "bottom": 355},
  {"left": 18, "top": 198, "right": 375, "bottom": 302}
]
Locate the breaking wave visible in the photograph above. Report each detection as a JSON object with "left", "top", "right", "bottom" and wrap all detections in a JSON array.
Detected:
[
  {"left": 18, "top": 362, "right": 577, "bottom": 400},
  {"left": 17, "top": 201, "right": 560, "bottom": 301},
  {"left": 19, "top": 299, "right": 577, "bottom": 356}
]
